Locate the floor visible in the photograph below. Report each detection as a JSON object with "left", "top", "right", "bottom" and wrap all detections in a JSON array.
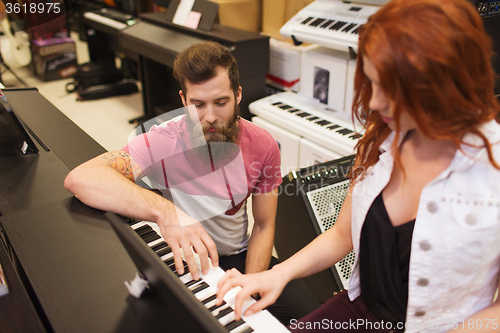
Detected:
[{"left": 1, "top": 32, "right": 143, "bottom": 152}]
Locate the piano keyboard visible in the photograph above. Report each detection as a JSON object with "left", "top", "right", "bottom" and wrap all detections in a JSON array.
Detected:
[
  {"left": 128, "top": 220, "right": 289, "bottom": 333},
  {"left": 250, "top": 92, "right": 363, "bottom": 157},
  {"left": 84, "top": 9, "right": 137, "bottom": 30},
  {"left": 280, "top": 1, "right": 381, "bottom": 51}
]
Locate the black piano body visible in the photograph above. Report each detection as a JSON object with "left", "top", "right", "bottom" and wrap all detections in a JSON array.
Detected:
[
  {"left": 83, "top": 11, "right": 270, "bottom": 122},
  {"left": 0, "top": 88, "right": 222, "bottom": 333}
]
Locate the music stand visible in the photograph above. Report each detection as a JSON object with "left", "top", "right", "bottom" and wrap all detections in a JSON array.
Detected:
[{"left": 165, "top": 0, "right": 219, "bottom": 31}]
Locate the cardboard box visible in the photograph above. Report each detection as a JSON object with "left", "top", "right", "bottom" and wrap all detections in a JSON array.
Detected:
[
  {"left": 262, "top": 0, "right": 314, "bottom": 40},
  {"left": 31, "top": 37, "right": 78, "bottom": 81},
  {"left": 300, "top": 46, "right": 350, "bottom": 117},
  {"left": 211, "top": 0, "right": 261, "bottom": 33},
  {"left": 267, "top": 38, "right": 315, "bottom": 92}
]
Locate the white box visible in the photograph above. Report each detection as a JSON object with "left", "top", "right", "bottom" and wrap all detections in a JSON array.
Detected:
[
  {"left": 299, "top": 138, "right": 343, "bottom": 168},
  {"left": 299, "top": 46, "right": 350, "bottom": 116},
  {"left": 252, "top": 116, "right": 301, "bottom": 177},
  {"left": 267, "top": 38, "right": 316, "bottom": 92},
  {"left": 344, "top": 58, "right": 357, "bottom": 119}
]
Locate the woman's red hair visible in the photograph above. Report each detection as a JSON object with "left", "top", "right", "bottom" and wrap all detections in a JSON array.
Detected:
[{"left": 351, "top": 0, "right": 500, "bottom": 182}]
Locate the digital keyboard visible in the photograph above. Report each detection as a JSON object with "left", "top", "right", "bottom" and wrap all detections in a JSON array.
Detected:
[
  {"left": 249, "top": 92, "right": 363, "bottom": 156},
  {"left": 84, "top": 9, "right": 137, "bottom": 30},
  {"left": 128, "top": 220, "right": 289, "bottom": 333},
  {"left": 280, "top": 1, "right": 381, "bottom": 51}
]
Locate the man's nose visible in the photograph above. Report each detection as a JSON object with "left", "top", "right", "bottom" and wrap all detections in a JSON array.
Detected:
[{"left": 204, "top": 105, "right": 217, "bottom": 124}]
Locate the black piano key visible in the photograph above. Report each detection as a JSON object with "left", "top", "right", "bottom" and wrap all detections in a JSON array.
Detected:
[
  {"left": 201, "top": 294, "right": 217, "bottom": 305},
  {"left": 301, "top": 16, "right": 314, "bottom": 25},
  {"left": 336, "top": 128, "right": 354, "bottom": 135},
  {"left": 164, "top": 257, "right": 175, "bottom": 266},
  {"left": 296, "top": 112, "right": 311, "bottom": 118},
  {"left": 141, "top": 231, "right": 161, "bottom": 244},
  {"left": 279, "top": 104, "right": 293, "bottom": 110},
  {"left": 320, "top": 19, "right": 335, "bottom": 28},
  {"left": 150, "top": 241, "right": 168, "bottom": 252},
  {"left": 134, "top": 224, "right": 152, "bottom": 236},
  {"left": 350, "top": 133, "right": 363, "bottom": 139},
  {"left": 307, "top": 116, "right": 319, "bottom": 122},
  {"left": 225, "top": 319, "right": 247, "bottom": 331},
  {"left": 185, "top": 279, "right": 202, "bottom": 288},
  {"left": 155, "top": 246, "right": 172, "bottom": 257},
  {"left": 271, "top": 101, "right": 283, "bottom": 106},
  {"left": 352, "top": 24, "right": 363, "bottom": 34},
  {"left": 208, "top": 301, "right": 228, "bottom": 312},
  {"left": 191, "top": 282, "right": 210, "bottom": 295},
  {"left": 186, "top": 280, "right": 204, "bottom": 291},
  {"left": 309, "top": 18, "right": 325, "bottom": 27},
  {"left": 315, "top": 120, "right": 332, "bottom": 126},
  {"left": 327, "top": 124, "right": 341, "bottom": 130},
  {"left": 173, "top": 262, "right": 190, "bottom": 277},
  {"left": 288, "top": 108, "right": 301, "bottom": 113},
  {"left": 215, "top": 307, "right": 234, "bottom": 320},
  {"left": 330, "top": 21, "right": 347, "bottom": 31},
  {"left": 143, "top": 230, "right": 161, "bottom": 242},
  {"left": 342, "top": 23, "right": 357, "bottom": 33}
]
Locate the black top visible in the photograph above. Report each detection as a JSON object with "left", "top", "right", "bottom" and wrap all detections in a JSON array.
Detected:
[{"left": 359, "top": 192, "right": 415, "bottom": 324}]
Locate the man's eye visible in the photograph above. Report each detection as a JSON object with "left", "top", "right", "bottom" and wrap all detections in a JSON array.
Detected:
[{"left": 216, "top": 102, "right": 227, "bottom": 106}]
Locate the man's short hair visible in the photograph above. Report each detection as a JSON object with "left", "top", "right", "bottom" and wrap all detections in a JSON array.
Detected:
[{"left": 173, "top": 41, "right": 240, "bottom": 97}]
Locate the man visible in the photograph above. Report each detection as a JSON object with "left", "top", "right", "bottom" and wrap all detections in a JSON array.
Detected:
[{"left": 64, "top": 41, "right": 319, "bottom": 324}]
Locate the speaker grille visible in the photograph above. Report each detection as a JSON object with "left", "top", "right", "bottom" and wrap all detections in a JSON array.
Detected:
[
  {"left": 306, "top": 179, "right": 356, "bottom": 287},
  {"left": 307, "top": 180, "right": 349, "bottom": 233}
]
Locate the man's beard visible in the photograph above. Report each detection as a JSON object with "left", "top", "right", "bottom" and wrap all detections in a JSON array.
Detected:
[{"left": 186, "top": 105, "right": 241, "bottom": 162}]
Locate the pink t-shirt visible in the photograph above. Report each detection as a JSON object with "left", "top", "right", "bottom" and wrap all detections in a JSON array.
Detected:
[{"left": 123, "top": 116, "right": 281, "bottom": 255}]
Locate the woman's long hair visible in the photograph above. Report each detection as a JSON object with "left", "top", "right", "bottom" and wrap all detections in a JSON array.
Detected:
[{"left": 351, "top": 0, "right": 500, "bottom": 182}]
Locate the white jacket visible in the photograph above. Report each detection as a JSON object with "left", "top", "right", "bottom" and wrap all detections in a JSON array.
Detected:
[{"left": 348, "top": 120, "right": 500, "bottom": 332}]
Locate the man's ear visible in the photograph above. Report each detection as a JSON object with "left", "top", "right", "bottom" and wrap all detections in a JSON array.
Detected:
[
  {"left": 236, "top": 86, "right": 242, "bottom": 105},
  {"left": 179, "top": 90, "right": 187, "bottom": 106}
]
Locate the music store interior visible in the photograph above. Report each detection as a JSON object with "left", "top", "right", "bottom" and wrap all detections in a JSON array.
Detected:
[{"left": 0, "top": 0, "right": 499, "bottom": 331}]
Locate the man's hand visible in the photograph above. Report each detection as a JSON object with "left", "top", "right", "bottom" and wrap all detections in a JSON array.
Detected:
[
  {"left": 215, "top": 266, "right": 288, "bottom": 320},
  {"left": 158, "top": 209, "right": 218, "bottom": 280}
]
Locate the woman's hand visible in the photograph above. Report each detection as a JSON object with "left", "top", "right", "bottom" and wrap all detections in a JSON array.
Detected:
[{"left": 215, "top": 266, "right": 290, "bottom": 320}]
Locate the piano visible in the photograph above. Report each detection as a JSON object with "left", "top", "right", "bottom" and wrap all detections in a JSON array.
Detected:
[
  {"left": 280, "top": 0, "right": 384, "bottom": 52},
  {"left": 84, "top": 8, "right": 136, "bottom": 30},
  {"left": 113, "top": 217, "right": 289, "bottom": 332},
  {"left": 83, "top": 10, "right": 269, "bottom": 122},
  {"left": 0, "top": 88, "right": 288, "bottom": 332},
  {"left": 249, "top": 91, "right": 363, "bottom": 157}
]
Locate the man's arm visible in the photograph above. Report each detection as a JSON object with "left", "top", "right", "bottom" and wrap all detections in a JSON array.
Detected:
[
  {"left": 64, "top": 151, "right": 218, "bottom": 279},
  {"left": 245, "top": 188, "right": 278, "bottom": 274}
]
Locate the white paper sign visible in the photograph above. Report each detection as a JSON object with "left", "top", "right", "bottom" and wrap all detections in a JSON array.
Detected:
[{"left": 172, "top": 0, "right": 195, "bottom": 26}]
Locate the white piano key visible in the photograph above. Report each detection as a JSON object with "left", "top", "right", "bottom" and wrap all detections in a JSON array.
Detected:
[
  {"left": 194, "top": 286, "right": 217, "bottom": 301},
  {"left": 250, "top": 91, "right": 362, "bottom": 157},
  {"left": 186, "top": 279, "right": 204, "bottom": 291},
  {"left": 160, "top": 252, "right": 174, "bottom": 262},
  {"left": 218, "top": 311, "right": 236, "bottom": 326},
  {"left": 147, "top": 238, "right": 164, "bottom": 247},
  {"left": 280, "top": 1, "right": 381, "bottom": 52},
  {"left": 230, "top": 323, "right": 253, "bottom": 333},
  {"left": 84, "top": 12, "right": 129, "bottom": 30},
  {"left": 211, "top": 303, "right": 230, "bottom": 316},
  {"left": 204, "top": 298, "right": 217, "bottom": 309}
]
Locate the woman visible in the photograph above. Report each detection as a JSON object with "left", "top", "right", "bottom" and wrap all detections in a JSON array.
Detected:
[{"left": 216, "top": 0, "right": 500, "bottom": 331}]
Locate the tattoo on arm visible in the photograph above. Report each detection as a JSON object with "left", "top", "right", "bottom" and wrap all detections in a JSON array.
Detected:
[{"left": 101, "top": 151, "right": 142, "bottom": 182}]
